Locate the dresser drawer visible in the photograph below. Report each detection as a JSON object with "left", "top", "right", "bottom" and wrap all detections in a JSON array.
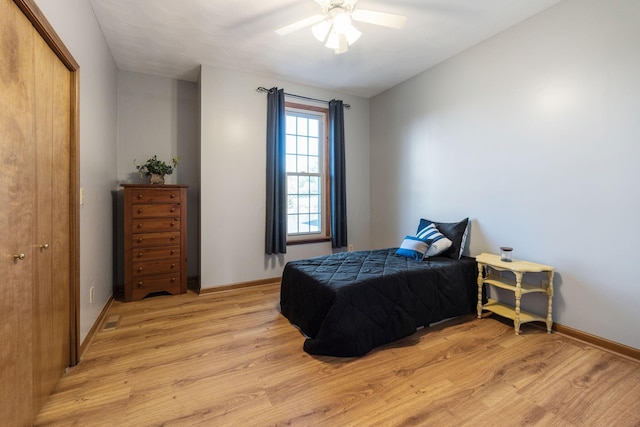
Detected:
[
  {"left": 132, "top": 259, "right": 180, "bottom": 277},
  {"left": 131, "top": 189, "right": 182, "bottom": 204},
  {"left": 133, "top": 246, "right": 180, "bottom": 261},
  {"left": 131, "top": 274, "right": 181, "bottom": 300},
  {"left": 132, "top": 218, "right": 181, "bottom": 233},
  {"left": 132, "top": 231, "right": 180, "bottom": 247},
  {"left": 132, "top": 203, "right": 181, "bottom": 219}
]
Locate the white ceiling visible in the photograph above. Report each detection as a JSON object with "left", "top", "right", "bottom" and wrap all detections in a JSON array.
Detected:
[{"left": 89, "top": 0, "right": 563, "bottom": 98}]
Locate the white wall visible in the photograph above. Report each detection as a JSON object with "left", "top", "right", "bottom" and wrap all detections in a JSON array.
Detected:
[
  {"left": 117, "top": 71, "right": 200, "bottom": 278},
  {"left": 199, "top": 66, "right": 371, "bottom": 288},
  {"left": 35, "top": 0, "right": 118, "bottom": 342},
  {"left": 370, "top": 0, "right": 640, "bottom": 349}
]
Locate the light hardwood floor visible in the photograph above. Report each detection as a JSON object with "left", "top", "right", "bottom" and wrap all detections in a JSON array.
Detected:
[{"left": 35, "top": 283, "right": 640, "bottom": 426}]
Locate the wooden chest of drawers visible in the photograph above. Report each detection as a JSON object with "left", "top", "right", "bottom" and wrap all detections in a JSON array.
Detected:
[{"left": 122, "top": 184, "right": 188, "bottom": 301}]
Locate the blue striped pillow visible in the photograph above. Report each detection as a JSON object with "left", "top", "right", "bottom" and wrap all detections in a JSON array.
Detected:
[
  {"left": 396, "top": 236, "right": 429, "bottom": 261},
  {"left": 417, "top": 218, "right": 469, "bottom": 259},
  {"left": 416, "top": 223, "right": 452, "bottom": 257}
]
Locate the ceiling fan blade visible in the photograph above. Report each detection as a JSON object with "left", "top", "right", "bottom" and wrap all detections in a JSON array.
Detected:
[
  {"left": 276, "top": 14, "right": 325, "bottom": 36},
  {"left": 351, "top": 9, "right": 407, "bottom": 29}
]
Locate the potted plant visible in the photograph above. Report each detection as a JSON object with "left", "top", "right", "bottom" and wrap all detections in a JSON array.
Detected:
[{"left": 134, "top": 155, "right": 179, "bottom": 185}]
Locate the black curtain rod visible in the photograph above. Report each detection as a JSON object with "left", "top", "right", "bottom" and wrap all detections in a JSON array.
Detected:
[{"left": 256, "top": 86, "right": 351, "bottom": 109}]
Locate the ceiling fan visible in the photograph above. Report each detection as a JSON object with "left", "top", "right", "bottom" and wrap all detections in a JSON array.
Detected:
[{"left": 276, "top": 0, "right": 407, "bottom": 54}]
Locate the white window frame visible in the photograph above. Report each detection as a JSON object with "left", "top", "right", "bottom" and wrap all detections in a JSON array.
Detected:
[{"left": 285, "top": 102, "right": 331, "bottom": 243}]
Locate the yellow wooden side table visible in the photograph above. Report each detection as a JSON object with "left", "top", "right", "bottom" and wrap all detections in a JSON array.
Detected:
[{"left": 476, "top": 252, "right": 554, "bottom": 334}]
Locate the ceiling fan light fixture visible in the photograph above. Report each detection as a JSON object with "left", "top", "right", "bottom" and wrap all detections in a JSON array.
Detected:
[
  {"left": 336, "top": 34, "right": 349, "bottom": 54},
  {"left": 344, "top": 23, "right": 361, "bottom": 45},
  {"left": 325, "top": 29, "right": 353, "bottom": 54},
  {"left": 311, "top": 20, "right": 331, "bottom": 42},
  {"left": 324, "top": 28, "right": 340, "bottom": 50},
  {"left": 325, "top": 31, "right": 348, "bottom": 54},
  {"left": 320, "top": 7, "right": 361, "bottom": 54},
  {"left": 332, "top": 10, "right": 351, "bottom": 33}
]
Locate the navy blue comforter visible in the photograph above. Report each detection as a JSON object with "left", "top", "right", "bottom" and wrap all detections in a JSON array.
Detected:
[{"left": 280, "top": 249, "right": 478, "bottom": 357}]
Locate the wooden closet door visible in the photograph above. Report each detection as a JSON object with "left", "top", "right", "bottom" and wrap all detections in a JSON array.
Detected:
[
  {"left": 50, "top": 34, "right": 72, "bottom": 403},
  {"left": 0, "top": 0, "right": 36, "bottom": 423},
  {"left": 2, "top": 0, "right": 74, "bottom": 422},
  {"left": 33, "top": 31, "right": 57, "bottom": 413}
]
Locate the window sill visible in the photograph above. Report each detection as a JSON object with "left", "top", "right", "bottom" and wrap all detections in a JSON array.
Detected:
[{"left": 287, "top": 237, "right": 331, "bottom": 246}]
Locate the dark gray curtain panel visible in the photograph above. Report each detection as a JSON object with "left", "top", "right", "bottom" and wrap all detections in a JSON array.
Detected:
[
  {"left": 329, "top": 100, "right": 348, "bottom": 249},
  {"left": 265, "top": 88, "right": 287, "bottom": 254}
]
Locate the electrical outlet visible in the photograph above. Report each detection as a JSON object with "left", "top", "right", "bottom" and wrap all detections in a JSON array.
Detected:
[
  {"left": 80, "top": 187, "right": 85, "bottom": 205},
  {"left": 348, "top": 244, "right": 354, "bottom": 252},
  {"left": 89, "top": 286, "right": 94, "bottom": 303}
]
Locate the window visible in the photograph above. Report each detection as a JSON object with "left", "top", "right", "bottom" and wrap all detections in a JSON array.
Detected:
[{"left": 285, "top": 102, "right": 330, "bottom": 242}]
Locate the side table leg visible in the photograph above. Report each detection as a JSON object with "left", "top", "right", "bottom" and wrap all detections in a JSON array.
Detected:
[
  {"left": 514, "top": 272, "right": 523, "bottom": 335},
  {"left": 546, "top": 270, "right": 554, "bottom": 333},
  {"left": 477, "top": 262, "right": 484, "bottom": 318}
]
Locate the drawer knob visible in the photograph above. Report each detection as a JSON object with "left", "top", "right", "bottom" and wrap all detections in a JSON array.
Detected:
[
  {"left": 171, "top": 263, "right": 176, "bottom": 268},
  {"left": 137, "top": 194, "right": 143, "bottom": 199},
  {"left": 137, "top": 281, "right": 143, "bottom": 288},
  {"left": 138, "top": 238, "right": 143, "bottom": 243},
  {"left": 137, "top": 209, "right": 143, "bottom": 214},
  {"left": 40, "top": 243, "right": 49, "bottom": 250},
  {"left": 170, "top": 193, "right": 176, "bottom": 198},
  {"left": 13, "top": 253, "right": 26, "bottom": 261},
  {"left": 137, "top": 223, "right": 143, "bottom": 228},
  {"left": 171, "top": 277, "right": 176, "bottom": 282},
  {"left": 170, "top": 207, "right": 176, "bottom": 213},
  {"left": 171, "top": 222, "right": 176, "bottom": 227},
  {"left": 137, "top": 267, "right": 143, "bottom": 272},
  {"left": 170, "top": 250, "right": 175, "bottom": 255},
  {"left": 137, "top": 252, "right": 143, "bottom": 257},
  {"left": 170, "top": 235, "right": 176, "bottom": 241}
]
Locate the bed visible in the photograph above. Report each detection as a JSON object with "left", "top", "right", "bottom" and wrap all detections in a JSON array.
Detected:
[{"left": 280, "top": 247, "right": 478, "bottom": 357}]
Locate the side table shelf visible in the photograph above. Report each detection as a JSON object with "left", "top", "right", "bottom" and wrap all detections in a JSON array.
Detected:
[{"left": 476, "top": 252, "right": 554, "bottom": 335}]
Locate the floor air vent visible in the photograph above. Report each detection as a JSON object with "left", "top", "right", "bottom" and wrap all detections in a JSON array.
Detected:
[{"left": 102, "top": 315, "right": 120, "bottom": 331}]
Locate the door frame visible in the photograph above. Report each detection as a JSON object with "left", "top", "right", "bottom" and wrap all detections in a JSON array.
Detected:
[{"left": 14, "top": 0, "right": 80, "bottom": 366}]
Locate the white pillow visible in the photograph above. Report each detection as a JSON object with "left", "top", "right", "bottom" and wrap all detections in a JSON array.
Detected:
[{"left": 416, "top": 223, "right": 453, "bottom": 257}]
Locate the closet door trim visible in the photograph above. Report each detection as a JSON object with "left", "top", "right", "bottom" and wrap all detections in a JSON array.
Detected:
[
  {"left": 14, "top": 0, "right": 78, "bottom": 70},
  {"left": 14, "top": 0, "right": 80, "bottom": 366}
]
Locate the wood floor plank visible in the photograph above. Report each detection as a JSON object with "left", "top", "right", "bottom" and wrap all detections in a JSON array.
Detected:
[{"left": 34, "top": 284, "right": 640, "bottom": 426}]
